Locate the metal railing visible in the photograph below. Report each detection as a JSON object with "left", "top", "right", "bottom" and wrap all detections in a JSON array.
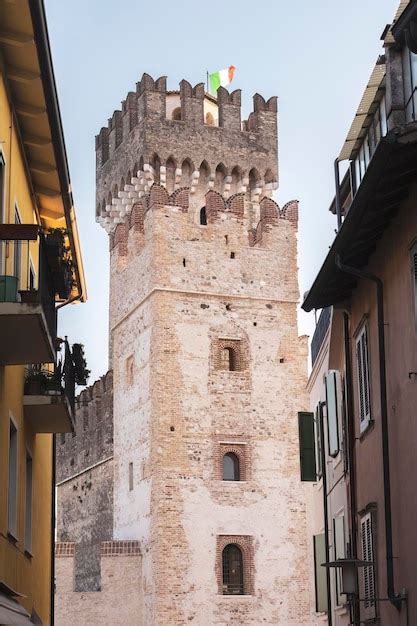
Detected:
[
  {"left": 0, "top": 225, "right": 57, "bottom": 343},
  {"left": 311, "top": 307, "right": 332, "bottom": 368},
  {"left": 24, "top": 340, "right": 76, "bottom": 414}
]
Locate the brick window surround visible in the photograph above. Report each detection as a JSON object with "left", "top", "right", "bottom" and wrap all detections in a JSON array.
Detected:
[
  {"left": 213, "top": 338, "right": 247, "bottom": 372},
  {"left": 216, "top": 535, "right": 254, "bottom": 595},
  {"left": 215, "top": 441, "right": 250, "bottom": 481}
]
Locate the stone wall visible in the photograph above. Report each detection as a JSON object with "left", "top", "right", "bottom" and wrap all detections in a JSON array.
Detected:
[
  {"left": 55, "top": 541, "right": 142, "bottom": 626},
  {"left": 56, "top": 371, "right": 114, "bottom": 592}
]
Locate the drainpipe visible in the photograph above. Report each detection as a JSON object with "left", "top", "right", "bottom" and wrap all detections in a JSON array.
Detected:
[
  {"left": 334, "top": 159, "right": 342, "bottom": 230},
  {"left": 343, "top": 312, "right": 360, "bottom": 626},
  {"left": 319, "top": 400, "right": 333, "bottom": 625},
  {"left": 335, "top": 255, "right": 401, "bottom": 610},
  {"left": 50, "top": 433, "right": 56, "bottom": 625}
]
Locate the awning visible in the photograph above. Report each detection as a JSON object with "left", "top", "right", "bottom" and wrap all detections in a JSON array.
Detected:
[
  {"left": 0, "top": 592, "right": 33, "bottom": 626},
  {"left": 338, "top": 62, "right": 386, "bottom": 161},
  {"left": 303, "top": 122, "right": 417, "bottom": 312}
]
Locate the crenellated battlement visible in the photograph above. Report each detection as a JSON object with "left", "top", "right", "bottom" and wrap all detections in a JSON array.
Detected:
[{"left": 95, "top": 73, "right": 279, "bottom": 229}]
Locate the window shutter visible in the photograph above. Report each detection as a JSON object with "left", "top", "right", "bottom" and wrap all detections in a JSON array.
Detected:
[
  {"left": 325, "top": 370, "right": 340, "bottom": 457},
  {"left": 356, "top": 325, "right": 371, "bottom": 432},
  {"left": 298, "top": 412, "right": 316, "bottom": 482},
  {"left": 333, "top": 515, "right": 346, "bottom": 606},
  {"left": 411, "top": 245, "right": 417, "bottom": 323},
  {"left": 360, "top": 513, "right": 376, "bottom": 619},
  {"left": 314, "top": 405, "right": 323, "bottom": 478},
  {"left": 313, "top": 534, "right": 328, "bottom": 613}
]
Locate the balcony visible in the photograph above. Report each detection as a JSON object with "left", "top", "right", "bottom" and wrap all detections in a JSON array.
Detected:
[
  {"left": 0, "top": 224, "right": 72, "bottom": 365},
  {"left": 23, "top": 340, "right": 77, "bottom": 433},
  {"left": 311, "top": 307, "right": 331, "bottom": 368}
]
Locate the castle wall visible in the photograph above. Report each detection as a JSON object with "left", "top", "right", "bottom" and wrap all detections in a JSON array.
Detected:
[
  {"left": 109, "top": 198, "right": 312, "bottom": 625},
  {"left": 55, "top": 541, "right": 142, "bottom": 626},
  {"left": 56, "top": 372, "right": 114, "bottom": 592}
]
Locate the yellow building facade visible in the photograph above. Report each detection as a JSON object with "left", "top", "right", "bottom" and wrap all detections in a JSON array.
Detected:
[{"left": 0, "top": 1, "right": 86, "bottom": 624}]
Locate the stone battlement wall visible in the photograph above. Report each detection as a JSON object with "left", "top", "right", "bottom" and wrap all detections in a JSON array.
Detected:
[{"left": 95, "top": 73, "right": 279, "bottom": 226}]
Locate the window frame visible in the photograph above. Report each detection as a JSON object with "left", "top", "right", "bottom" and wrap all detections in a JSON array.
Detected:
[
  {"left": 360, "top": 511, "right": 377, "bottom": 619},
  {"left": 314, "top": 404, "right": 323, "bottom": 479},
  {"left": 325, "top": 370, "right": 340, "bottom": 457},
  {"left": 24, "top": 450, "right": 33, "bottom": 555},
  {"left": 222, "top": 544, "right": 244, "bottom": 595},
  {"left": 410, "top": 241, "right": 417, "bottom": 328},
  {"left": 7, "top": 416, "right": 18, "bottom": 539},
  {"left": 223, "top": 452, "right": 240, "bottom": 481},
  {"left": 333, "top": 513, "right": 346, "bottom": 607},
  {"left": 313, "top": 533, "right": 328, "bottom": 613},
  {"left": 355, "top": 323, "right": 372, "bottom": 433}
]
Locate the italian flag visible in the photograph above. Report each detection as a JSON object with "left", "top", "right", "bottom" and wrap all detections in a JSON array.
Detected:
[{"left": 209, "top": 66, "right": 236, "bottom": 94}]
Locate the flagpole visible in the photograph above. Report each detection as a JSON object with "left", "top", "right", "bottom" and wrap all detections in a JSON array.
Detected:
[{"left": 206, "top": 71, "right": 209, "bottom": 94}]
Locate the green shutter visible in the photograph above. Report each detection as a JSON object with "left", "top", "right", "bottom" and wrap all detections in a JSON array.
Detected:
[
  {"left": 298, "top": 412, "right": 316, "bottom": 482},
  {"left": 314, "top": 534, "right": 328, "bottom": 613}
]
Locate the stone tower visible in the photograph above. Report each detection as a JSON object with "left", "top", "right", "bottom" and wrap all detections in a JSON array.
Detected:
[{"left": 57, "top": 73, "right": 311, "bottom": 626}]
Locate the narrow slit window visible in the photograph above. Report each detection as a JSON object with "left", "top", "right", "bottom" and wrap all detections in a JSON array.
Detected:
[
  {"left": 199, "top": 206, "right": 207, "bottom": 226},
  {"left": 25, "top": 452, "right": 33, "bottom": 553},
  {"left": 221, "top": 347, "right": 236, "bottom": 371},
  {"left": 8, "top": 420, "right": 18, "bottom": 537},
  {"left": 129, "top": 462, "right": 134, "bottom": 491}
]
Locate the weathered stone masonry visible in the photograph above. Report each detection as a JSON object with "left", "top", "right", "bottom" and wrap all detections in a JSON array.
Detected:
[{"left": 55, "top": 73, "right": 313, "bottom": 626}]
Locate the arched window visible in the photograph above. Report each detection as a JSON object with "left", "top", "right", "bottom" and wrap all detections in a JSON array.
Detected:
[
  {"left": 205, "top": 112, "right": 215, "bottom": 126},
  {"left": 223, "top": 453, "right": 240, "bottom": 481},
  {"left": 221, "top": 347, "right": 236, "bottom": 371},
  {"left": 172, "top": 107, "right": 182, "bottom": 121},
  {"left": 199, "top": 206, "right": 207, "bottom": 225},
  {"left": 222, "top": 544, "right": 244, "bottom": 595}
]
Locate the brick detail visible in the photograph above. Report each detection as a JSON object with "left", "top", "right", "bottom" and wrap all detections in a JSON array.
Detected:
[
  {"left": 55, "top": 542, "right": 75, "bottom": 557},
  {"left": 215, "top": 535, "right": 254, "bottom": 595},
  {"left": 129, "top": 201, "right": 147, "bottom": 233},
  {"left": 149, "top": 183, "right": 169, "bottom": 210},
  {"left": 281, "top": 199, "right": 299, "bottom": 225},
  {"left": 205, "top": 190, "right": 225, "bottom": 222},
  {"left": 212, "top": 337, "right": 248, "bottom": 372},
  {"left": 113, "top": 223, "right": 127, "bottom": 256},
  {"left": 101, "top": 540, "right": 141, "bottom": 556},
  {"left": 260, "top": 197, "right": 279, "bottom": 224},
  {"left": 214, "top": 437, "right": 251, "bottom": 481},
  {"left": 227, "top": 193, "right": 245, "bottom": 217},
  {"left": 169, "top": 187, "right": 189, "bottom": 212}
]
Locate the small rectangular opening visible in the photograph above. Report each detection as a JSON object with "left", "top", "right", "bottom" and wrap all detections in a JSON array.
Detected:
[
  {"left": 129, "top": 462, "right": 134, "bottom": 491},
  {"left": 230, "top": 252, "right": 235, "bottom": 259}
]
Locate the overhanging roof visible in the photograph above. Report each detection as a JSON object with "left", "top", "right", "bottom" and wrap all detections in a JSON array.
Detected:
[
  {"left": 338, "top": 61, "right": 386, "bottom": 161},
  {"left": 384, "top": 0, "right": 412, "bottom": 45},
  {"left": 303, "top": 123, "right": 417, "bottom": 312},
  {"left": 0, "top": 0, "right": 86, "bottom": 302}
]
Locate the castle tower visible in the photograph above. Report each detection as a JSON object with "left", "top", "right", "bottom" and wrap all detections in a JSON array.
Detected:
[{"left": 60, "top": 73, "right": 311, "bottom": 625}]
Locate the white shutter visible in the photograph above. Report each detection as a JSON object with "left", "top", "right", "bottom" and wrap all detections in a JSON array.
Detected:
[
  {"left": 356, "top": 325, "right": 371, "bottom": 432},
  {"left": 360, "top": 513, "right": 376, "bottom": 619},
  {"left": 325, "top": 370, "right": 341, "bottom": 457}
]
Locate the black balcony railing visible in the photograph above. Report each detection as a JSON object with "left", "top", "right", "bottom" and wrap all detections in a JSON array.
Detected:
[
  {"left": 24, "top": 339, "right": 76, "bottom": 414},
  {"left": 0, "top": 225, "right": 58, "bottom": 343},
  {"left": 311, "top": 307, "right": 332, "bottom": 368}
]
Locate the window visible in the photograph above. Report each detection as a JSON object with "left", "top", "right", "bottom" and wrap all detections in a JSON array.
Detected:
[
  {"left": 313, "top": 534, "right": 328, "bottom": 613},
  {"left": 221, "top": 346, "right": 236, "bottom": 371},
  {"left": 129, "top": 462, "right": 134, "bottom": 491},
  {"left": 325, "top": 370, "right": 340, "bottom": 457},
  {"left": 199, "top": 206, "right": 207, "bottom": 226},
  {"left": 333, "top": 514, "right": 346, "bottom": 606},
  {"left": 411, "top": 243, "right": 417, "bottom": 324},
  {"left": 0, "top": 152, "right": 5, "bottom": 272},
  {"left": 8, "top": 419, "right": 18, "bottom": 537},
  {"left": 223, "top": 452, "right": 240, "bottom": 481},
  {"left": 360, "top": 512, "right": 376, "bottom": 618},
  {"left": 356, "top": 324, "right": 371, "bottom": 432},
  {"left": 222, "top": 544, "right": 243, "bottom": 594},
  {"left": 25, "top": 452, "right": 33, "bottom": 553}
]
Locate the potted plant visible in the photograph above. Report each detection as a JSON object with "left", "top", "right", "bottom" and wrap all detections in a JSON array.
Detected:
[
  {"left": 19, "top": 289, "right": 39, "bottom": 304},
  {"left": 44, "top": 228, "right": 67, "bottom": 269},
  {"left": 25, "top": 365, "right": 62, "bottom": 395},
  {"left": 71, "top": 343, "right": 90, "bottom": 385}
]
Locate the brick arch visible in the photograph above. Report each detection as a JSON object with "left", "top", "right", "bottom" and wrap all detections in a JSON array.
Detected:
[
  {"left": 281, "top": 199, "right": 299, "bottom": 225},
  {"left": 219, "top": 444, "right": 248, "bottom": 481},
  {"left": 169, "top": 187, "right": 189, "bottom": 212},
  {"left": 149, "top": 183, "right": 169, "bottom": 210},
  {"left": 226, "top": 193, "right": 244, "bottom": 217},
  {"left": 216, "top": 535, "right": 254, "bottom": 595},
  {"left": 129, "top": 201, "right": 147, "bottom": 232},
  {"left": 260, "top": 197, "right": 279, "bottom": 223},
  {"left": 205, "top": 189, "right": 226, "bottom": 222}
]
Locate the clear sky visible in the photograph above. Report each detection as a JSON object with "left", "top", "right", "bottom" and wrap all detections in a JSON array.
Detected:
[{"left": 45, "top": 0, "right": 400, "bottom": 384}]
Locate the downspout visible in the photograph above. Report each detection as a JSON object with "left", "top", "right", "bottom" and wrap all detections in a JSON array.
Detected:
[
  {"left": 319, "top": 401, "right": 333, "bottom": 625},
  {"left": 50, "top": 433, "right": 56, "bottom": 625},
  {"left": 343, "top": 312, "right": 360, "bottom": 626},
  {"left": 335, "top": 254, "right": 401, "bottom": 610}
]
